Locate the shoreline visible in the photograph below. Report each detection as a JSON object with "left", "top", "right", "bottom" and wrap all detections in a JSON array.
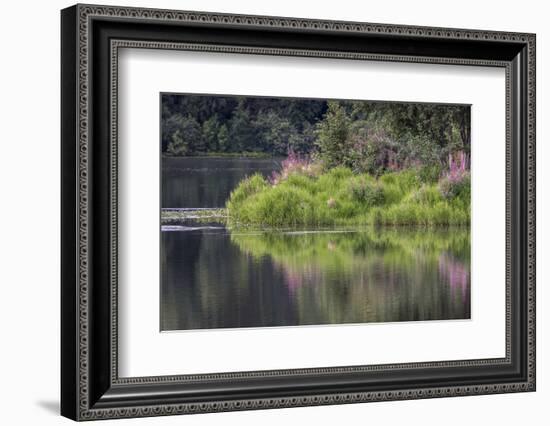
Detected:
[
  {"left": 162, "top": 152, "right": 278, "bottom": 159},
  {"left": 160, "top": 207, "right": 471, "bottom": 230}
]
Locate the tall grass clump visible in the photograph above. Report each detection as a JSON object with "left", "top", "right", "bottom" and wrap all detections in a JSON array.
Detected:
[
  {"left": 226, "top": 173, "right": 268, "bottom": 207},
  {"left": 226, "top": 155, "right": 470, "bottom": 228}
]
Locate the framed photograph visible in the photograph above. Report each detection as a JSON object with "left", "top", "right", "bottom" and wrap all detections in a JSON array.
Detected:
[{"left": 61, "top": 4, "right": 536, "bottom": 421}]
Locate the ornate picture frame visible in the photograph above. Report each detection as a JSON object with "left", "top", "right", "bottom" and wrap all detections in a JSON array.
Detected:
[{"left": 61, "top": 4, "right": 535, "bottom": 421}]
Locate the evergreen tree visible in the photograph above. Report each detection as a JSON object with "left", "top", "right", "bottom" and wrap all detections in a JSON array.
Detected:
[
  {"left": 166, "top": 115, "right": 203, "bottom": 155},
  {"left": 289, "top": 121, "right": 316, "bottom": 155},
  {"left": 167, "top": 130, "right": 188, "bottom": 156},
  {"left": 255, "top": 111, "right": 296, "bottom": 155},
  {"left": 217, "top": 124, "right": 229, "bottom": 153},
  {"left": 202, "top": 116, "right": 221, "bottom": 152},
  {"left": 315, "top": 101, "right": 351, "bottom": 168},
  {"left": 229, "top": 103, "right": 255, "bottom": 152}
]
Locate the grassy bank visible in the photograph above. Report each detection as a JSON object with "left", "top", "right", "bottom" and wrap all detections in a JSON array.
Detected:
[{"left": 226, "top": 167, "right": 470, "bottom": 227}]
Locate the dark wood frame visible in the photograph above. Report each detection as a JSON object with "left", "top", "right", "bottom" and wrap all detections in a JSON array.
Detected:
[{"left": 61, "top": 4, "right": 536, "bottom": 421}]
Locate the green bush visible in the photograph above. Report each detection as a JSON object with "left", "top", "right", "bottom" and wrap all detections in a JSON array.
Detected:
[
  {"left": 247, "top": 186, "right": 316, "bottom": 226},
  {"left": 418, "top": 164, "right": 442, "bottom": 183},
  {"left": 326, "top": 166, "right": 354, "bottom": 180},
  {"left": 285, "top": 173, "right": 317, "bottom": 193},
  {"left": 410, "top": 185, "right": 442, "bottom": 204},
  {"left": 226, "top": 166, "right": 470, "bottom": 227},
  {"left": 226, "top": 173, "right": 268, "bottom": 209},
  {"left": 438, "top": 171, "right": 471, "bottom": 200},
  {"left": 348, "top": 178, "right": 384, "bottom": 206},
  {"left": 379, "top": 170, "right": 420, "bottom": 192}
]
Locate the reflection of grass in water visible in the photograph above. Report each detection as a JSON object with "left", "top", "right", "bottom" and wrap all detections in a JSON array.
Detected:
[
  {"left": 230, "top": 227, "right": 471, "bottom": 324},
  {"left": 231, "top": 227, "right": 470, "bottom": 272}
]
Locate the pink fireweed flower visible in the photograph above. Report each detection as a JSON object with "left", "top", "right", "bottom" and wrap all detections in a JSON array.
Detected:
[
  {"left": 269, "top": 149, "right": 318, "bottom": 185},
  {"left": 447, "top": 151, "right": 469, "bottom": 178},
  {"left": 439, "top": 150, "right": 470, "bottom": 199}
]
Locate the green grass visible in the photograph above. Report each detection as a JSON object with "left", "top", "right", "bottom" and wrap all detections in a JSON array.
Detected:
[{"left": 226, "top": 167, "right": 470, "bottom": 227}]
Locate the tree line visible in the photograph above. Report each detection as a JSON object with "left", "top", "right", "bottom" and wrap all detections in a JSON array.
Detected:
[
  {"left": 162, "top": 94, "right": 325, "bottom": 156},
  {"left": 161, "top": 94, "right": 470, "bottom": 174}
]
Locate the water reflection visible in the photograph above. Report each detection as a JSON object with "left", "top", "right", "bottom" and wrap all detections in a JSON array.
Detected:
[{"left": 161, "top": 226, "right": 470, "bottom": 331}]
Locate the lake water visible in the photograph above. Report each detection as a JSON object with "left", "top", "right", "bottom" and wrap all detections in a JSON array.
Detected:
[
  {"left": 162, "top": 156, "right": 282, "bottom": 208},
  {"left": 161, "top": 156, "right": 471, "bottom": 331}
]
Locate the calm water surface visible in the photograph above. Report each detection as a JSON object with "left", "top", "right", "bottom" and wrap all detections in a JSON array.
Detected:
[
  {"left": 162, "top": 156, "right": 282, "bottom": 208},
  {"left": 161, "top": 157, "right": 471, "bottom": 331}
]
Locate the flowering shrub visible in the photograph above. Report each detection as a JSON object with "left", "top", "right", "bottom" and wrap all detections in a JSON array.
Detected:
[
  {"left": 346, "top": 127, "right": 400, "bottom": 175},
  {"left": 269, "top": 149, "right": 321, "bottom": 185},
  {"left": 438, "top": 151, "right": 470, "bottom": 199}
]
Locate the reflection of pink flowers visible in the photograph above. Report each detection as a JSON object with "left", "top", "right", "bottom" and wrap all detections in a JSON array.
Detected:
[
  {"left": 279, "top": 264, "right": 321, "bottom": 296},
  {"left": 438, "top": 253, "right": 469, "bottom": 302},
  {"left": 283, "top": 270, "right": 303, "bottom": 295}
]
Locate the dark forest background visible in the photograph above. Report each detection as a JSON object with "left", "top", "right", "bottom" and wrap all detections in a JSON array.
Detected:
[{"left": 161, "top": 94, "right": 470, "bottom": 174}]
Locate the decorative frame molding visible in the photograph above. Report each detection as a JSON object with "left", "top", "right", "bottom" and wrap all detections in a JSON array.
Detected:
[{"left": 61, "top": 4, "right": 536, "bottom": 421}]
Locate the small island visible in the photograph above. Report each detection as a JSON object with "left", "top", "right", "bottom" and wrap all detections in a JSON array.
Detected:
[
  {"left": 161, "top": 100, "right": 470, "bottom": 229},
  {"left": 226, "top": 152, "right": 469, "bottom": 228}
]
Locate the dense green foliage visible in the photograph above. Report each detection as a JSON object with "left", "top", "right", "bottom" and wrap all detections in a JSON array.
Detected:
[
  {"left": 226, "top": 167, "right": 470, "bottom": 227},
  {"left": 315, "top": 101, "right": 469, "bottom": 176},
  {"left": 162, "top": 95, "right": 325, "bottom": 156},
  {"left": 162, "top": 94, "right": 470, "bottom": 175}
]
